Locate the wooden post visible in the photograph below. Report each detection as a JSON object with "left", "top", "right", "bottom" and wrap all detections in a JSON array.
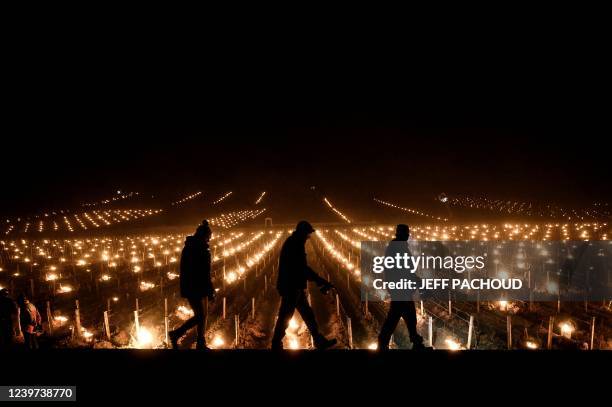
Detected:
[
  {"left": 467, "top": 315, "right": 474, "bottom": 349},
  {"left": 222, "top": 265, "right": 226, "bottom": 289},
  {"left": 46, "top": 301, "right": 53, "bottom": 335},
  {"left": 251, "top": 297, "right": 255, "bottom": 319},
  {"left": 506, "top": 315, "right": 512, "bottom": 349},
  {"left": 134, "top": 310, "right": 140, "bottom": 339},
  {"left": 420, "top": 300, "right": 424, "bottom": 316},
  {"left": 16, "top": 307, "right": 22, "bottom": 336},
  {"left": 336, "top": 293, "right": 340, "bottom": 316},
  {"left": 103, "top": 311, "right": 111, "bottom": 340},
  {"left": 223, "top": 297, "right": 226, "bottom": 319},
  {"left": 164, "top": 297, "right": 169, "bottom": 345},
  {"left": 529, "top": 290, "right": 533, "bottom": 311},
  {"left": 74, "top": 308, "right": 81, "bottom": 338},
  {"left": 428, "top": 316, "right": 433, "bottom": 348},
  {"left": 234, "top": 315, "right": 239, "bottom": 348},
  {"left": 590, "top": 317, "right": 596, "bottom": 350},
  {"left": 347, "top": 317, "right": 353, "bottom": 349},
  {"left": 547, "top": 316, "right": 553, "bottom": 349}
]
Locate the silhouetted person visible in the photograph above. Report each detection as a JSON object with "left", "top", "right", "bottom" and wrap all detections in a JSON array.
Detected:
[
  {"left": 0, "top": 288, "right": 18, "bottom": 349},
  {"left": 17, "top": 293, "right": 41, "bottom": 350},
  {"left": 377, "top": 224, "right": 426, "bottom": 350},
  {"left": 169, "top": 221, "right": 215, "bottom": 349},
  {"left": 271, "top": 221, "right": 337, "bottom": 350}
]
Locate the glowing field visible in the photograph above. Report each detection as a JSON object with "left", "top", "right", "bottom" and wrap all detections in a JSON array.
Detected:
[{"left": 2, "top": 219, "right": 610, "bottom": 351}]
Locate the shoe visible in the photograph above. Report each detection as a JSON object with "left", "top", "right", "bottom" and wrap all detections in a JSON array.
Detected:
[
  {"left": 411, "top": 338, "right": 432, "bottom": 350},
  {"left": 168, "top": 330, "right": 180, "bottom": 349},
  {"left": 314, "top": 338, "right": 337, "bottom": 350}
]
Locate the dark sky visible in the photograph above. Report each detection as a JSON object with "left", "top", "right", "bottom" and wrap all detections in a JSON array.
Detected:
[
  {"left": 1, "top": 124, "right": 609, "bottom": 216},
  {"left": 3, "top": 32, "right": 610, "bottom": 216}
]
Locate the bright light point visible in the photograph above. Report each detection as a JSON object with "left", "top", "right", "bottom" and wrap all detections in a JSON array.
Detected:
[
  {"left": 559, "top": 321, "right": 575, "bottom": 338},
  {"left": 46, "top": 273, "right": 58, "bottom": 281},
  {"left": 211, "top": 335, "right": 225, "bottom": 348},
  {"left": 288, "top": 317, "right": 299, "bottom": 331},
  {"left": 136, "top": 328, "right": 153, "bottom": 348},
  {"left": 444, "top": 338, "right": 461, "bottom": 351}
]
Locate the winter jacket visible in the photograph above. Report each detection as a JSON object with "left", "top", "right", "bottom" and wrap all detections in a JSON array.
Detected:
[
  {"left": 19, "top": 302, "right": 41, "bottom": 334},
  {"left": 276, "top": 233, "right": 327, "bottom": 296},
  {"left": 179, "top": 236, "right": 214, "bottom": 299}
]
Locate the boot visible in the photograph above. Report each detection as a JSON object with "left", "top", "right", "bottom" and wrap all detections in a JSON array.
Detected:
[
  {"left": 377, "top": 340, "right": 390, "bottom": 352},
  {"left": 196, "top": 337, "right": 210, "bottom": 350},
  {"left": 411, "top": 336, "right": 432, "bottom": 350},
  {"left": 314, "top": 337, "right": 337, "bottom": 350}
]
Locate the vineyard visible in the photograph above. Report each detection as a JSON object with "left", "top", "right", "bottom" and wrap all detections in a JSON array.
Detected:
[{"left": 2, "top": 218, "right": 610, "bottom": 351}]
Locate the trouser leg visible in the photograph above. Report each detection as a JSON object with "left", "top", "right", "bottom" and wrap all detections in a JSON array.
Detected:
[
  {"left": 271, "top": 294, "right": 297, "bottom": 346},
  {"left": 401, "top": 301, "right": 423, "bottom": 344},
  {"left": 187, "top": 297, "right": 206, "bottom": 346},
  {"left": 378, "top": 302, "right": 402, "bottom": 349},
  {"left": 295, "top": 291, "right": 324, "bottom": 342},
  {"left": 173, "top": 297, "right": 205, "bottom": 340},
  {"left": 23, "top": 332, "right": 37, "bottom": 350}
]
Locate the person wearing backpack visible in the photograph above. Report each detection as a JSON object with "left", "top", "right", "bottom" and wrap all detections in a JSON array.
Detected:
[{"left": 17, "top": 293, "right": 42, "bottom": 350}]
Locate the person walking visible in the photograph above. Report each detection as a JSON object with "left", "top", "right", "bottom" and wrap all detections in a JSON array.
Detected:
[
  {"left": 271, "top": 221, "right": 337, "bottom": 350},
  {"left": 377, "top": 224, "right": 426, "bottom": 350},
  {"left": 169, "top": 221, "right": 215, "bottom": 349},
  {"left": 17, "top": 293, "right": 41, "bottom": 350}
]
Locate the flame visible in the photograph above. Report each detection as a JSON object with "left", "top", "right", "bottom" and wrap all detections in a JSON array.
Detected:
[
  {"left": 135, "top": 327, "right": 153, "bottom": 348},
  {"left": 211, "top": 335, "right": 225, "bottom": 349},
  {"left": 46, "top": 273, "right": 59, "bottom": 281},
  {"left": 444, "top": 338, "right": 461, "bottom": 350},
  {"left": 176, "top": 305, "right": 194, "bottom": 320}
]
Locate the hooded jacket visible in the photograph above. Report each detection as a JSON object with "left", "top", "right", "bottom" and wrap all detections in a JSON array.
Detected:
[
  {"left": 179, "top": 235, "right": 213, "bottom": 299},
  {"left": 276, "top": 232, "right": 327, "bottom": 296}
]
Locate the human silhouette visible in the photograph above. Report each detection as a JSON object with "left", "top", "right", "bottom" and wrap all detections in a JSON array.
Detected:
[
  {"left": 0, "top": 288, "right": 18, "bottom": 349},
  {"left": 17, "top": 293, "right": 41, "bottom": 350},
  {"left": 169, "top": 220, "right": 215, "bottom": 349},
  {"left": 271, "top": 221, "right": 337, "bottom": 350},
  {"left": 377, "top": 224, "right": 426, "bottom": 350}
]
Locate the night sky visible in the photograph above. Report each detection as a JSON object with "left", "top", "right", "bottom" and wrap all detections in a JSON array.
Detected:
[
  {"left": 2, "top": 123, "right": 609, "bottom": 216},
  {"left": 3, "top": 19, "right": 609, "bottom": 218}
]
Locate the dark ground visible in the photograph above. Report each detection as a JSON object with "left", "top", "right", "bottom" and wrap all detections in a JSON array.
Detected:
[{"left": 3, "top": 349, "right": 609, "bottom": 404}]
